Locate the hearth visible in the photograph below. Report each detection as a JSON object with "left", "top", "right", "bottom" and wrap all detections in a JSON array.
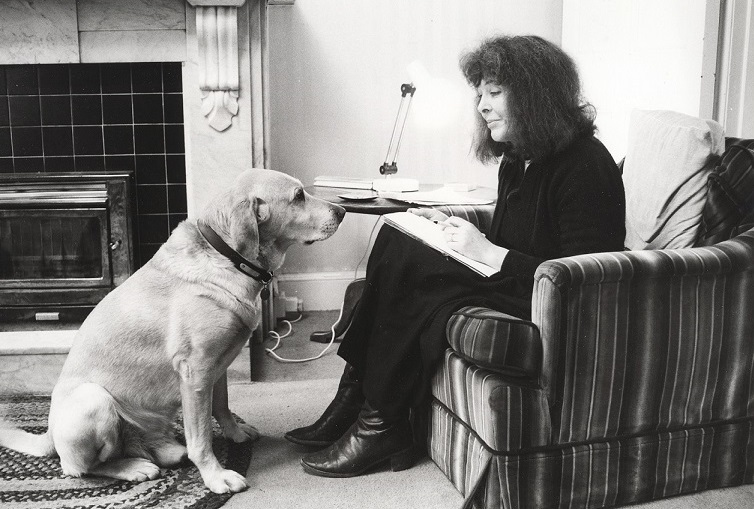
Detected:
[{"left": 0, "top": 172, "right": 134, "bottom": 322}]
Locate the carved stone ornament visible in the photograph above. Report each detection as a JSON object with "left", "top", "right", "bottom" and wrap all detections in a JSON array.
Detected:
[{"left": 187, "top": 1, "right": 246, "bottom": 131}]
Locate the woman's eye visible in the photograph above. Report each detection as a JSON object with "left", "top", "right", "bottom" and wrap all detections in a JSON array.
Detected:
[{"left": 490, "top": 90, "right": 501, "bottom": 96}]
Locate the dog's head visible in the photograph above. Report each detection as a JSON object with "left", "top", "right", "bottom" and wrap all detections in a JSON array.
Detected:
[{"left": 202, "top": 168, "right": 345, "bottom": 271}]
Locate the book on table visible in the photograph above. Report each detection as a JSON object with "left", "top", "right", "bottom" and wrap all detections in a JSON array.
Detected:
[{"left": 382, "top": 212, "right": 498, "bottom": 277}]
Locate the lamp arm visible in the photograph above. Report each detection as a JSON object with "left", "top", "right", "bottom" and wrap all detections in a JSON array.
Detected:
[{"left": 380, "top": 83, "right": 417, "bottom": 176}]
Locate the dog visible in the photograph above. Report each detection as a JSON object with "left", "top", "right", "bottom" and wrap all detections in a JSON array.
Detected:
[{"left": 0, "top": 168, "right": 345, "bottom": 493}]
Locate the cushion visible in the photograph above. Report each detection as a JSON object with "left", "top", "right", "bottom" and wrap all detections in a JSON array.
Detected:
[
  {"left": 445, "top": 305, "right": 541, "bottom": 378},
  {"left": 695, "top": 138, "right": 754, "bottom": 246},
  {"left": 623, "top": 110, "right": 725, "bottom": 250}
]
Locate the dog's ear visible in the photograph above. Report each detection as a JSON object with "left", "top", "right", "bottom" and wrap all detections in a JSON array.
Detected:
[
  {"left": 226, "top": 194, "right": 260, "bottom": 259},
  {"left": 253, "top": 197, "right": 270, "bottom": 224}
]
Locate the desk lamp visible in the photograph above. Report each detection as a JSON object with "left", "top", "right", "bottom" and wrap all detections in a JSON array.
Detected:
[{"left": 372, "top": 83, "right": 420, "bottom": 192}]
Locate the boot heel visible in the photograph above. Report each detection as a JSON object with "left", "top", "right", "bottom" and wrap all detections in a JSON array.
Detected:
[{"left": 390, "top": 447, "right": 416, "bottom": 472}]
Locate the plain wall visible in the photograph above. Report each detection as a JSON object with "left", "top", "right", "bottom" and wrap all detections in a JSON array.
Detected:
[
  {"left": 268, "top": 0, "right": 564, "bottom": 284},
  {"left": 561, "top": 0, "right": 710, "bottom": 160}
]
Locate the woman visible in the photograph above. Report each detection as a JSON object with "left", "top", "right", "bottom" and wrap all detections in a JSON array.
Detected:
[{"left": 286, "top": 35, "right": 626, "bottom": 477}]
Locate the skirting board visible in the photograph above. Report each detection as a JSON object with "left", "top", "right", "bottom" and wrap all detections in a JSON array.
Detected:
[{"left": 277, "top": 271, "right": 366, "bottom": 311}]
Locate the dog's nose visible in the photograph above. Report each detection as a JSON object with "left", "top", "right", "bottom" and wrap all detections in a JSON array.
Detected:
[{"left": 332, "top": 205, "right": 346, "bottom": 222}]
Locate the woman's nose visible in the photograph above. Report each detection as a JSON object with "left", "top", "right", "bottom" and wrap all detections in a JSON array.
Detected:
[{"left": 477, "top": 95, "right": 489, "bottom": 114}]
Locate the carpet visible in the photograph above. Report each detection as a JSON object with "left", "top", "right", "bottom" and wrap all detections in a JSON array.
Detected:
[{"left": 0, "top": 394, "right": 253, "bottom": 509}]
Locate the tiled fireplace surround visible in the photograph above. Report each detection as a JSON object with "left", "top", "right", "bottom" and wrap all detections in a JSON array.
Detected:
[{"left": 0, "top": 62, "right": 187, "bottom": 267}]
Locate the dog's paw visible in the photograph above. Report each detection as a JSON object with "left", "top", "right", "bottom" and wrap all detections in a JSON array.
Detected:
[
  {"left": 224, "top": 422, "right": 260, "bottom": 443},
  {"left": 203, "top": 468, "right": 248, "bottom": 494},
  {"left": 123, "top": 459, "right": 161, "bottom": 482},
  {"left": 87, "top": 457, "right": 161, "bottom": 482}
]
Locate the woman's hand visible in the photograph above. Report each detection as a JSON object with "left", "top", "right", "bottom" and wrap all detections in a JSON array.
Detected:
[
  {"left": 408, "top": 207, "right": 449, "bottom": 223},
  {"left": 438, "top": 216, "right": 508, "bottom": 269}
]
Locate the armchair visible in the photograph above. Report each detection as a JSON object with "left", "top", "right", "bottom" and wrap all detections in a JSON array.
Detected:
[{"left": 331, "top": 116, "right": 754, "bottom": 508}]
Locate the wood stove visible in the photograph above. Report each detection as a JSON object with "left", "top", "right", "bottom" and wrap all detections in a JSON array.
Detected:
[{"left": 0, "top": 172, "right": 134, "bottom": 323}]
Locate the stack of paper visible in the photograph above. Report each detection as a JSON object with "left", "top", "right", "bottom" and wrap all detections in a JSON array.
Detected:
[
  {"left": 379, "top": 188, "right": 494, "bottom": 206},
  {"left": 313, "top": 176, "right": 374, "bottom": 190},
  {"left": 383, "top": 212, "right": 497, "bottom": 277}
]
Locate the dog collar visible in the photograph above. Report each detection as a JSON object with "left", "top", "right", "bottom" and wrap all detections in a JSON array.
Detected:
[{"left": 197, "top": 221, "right": 273, "bottom": 299}]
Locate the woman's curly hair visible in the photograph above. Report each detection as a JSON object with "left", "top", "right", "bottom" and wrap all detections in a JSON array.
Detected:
[{"left": 460, "top": 35, "right": 596, "bottom": 163}]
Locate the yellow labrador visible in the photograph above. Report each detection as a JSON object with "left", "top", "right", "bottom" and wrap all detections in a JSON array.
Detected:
[{"left": 0, "top": 168, "right": 345, "bottom": 493}]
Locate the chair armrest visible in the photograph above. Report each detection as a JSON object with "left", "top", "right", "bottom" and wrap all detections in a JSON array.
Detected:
[
  {"left": 532, "top": 227, "right": 754, "bottom": 442},
  {"left": 446, "top": 305, "right": 541, "bottom": 379},
  {"left": 433, "top": 204, "right": 496, "bottom": 235}
]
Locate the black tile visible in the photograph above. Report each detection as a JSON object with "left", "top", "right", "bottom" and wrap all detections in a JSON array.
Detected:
[
  {"left": 164, "top": 124, "right": 184, "bottom": 154},
  {"left": 41, "top": 96, "right": 71, "bottom": 125},
  {"left": 0, "top": 128, "right": 11, "bottom": 156},
  {"left": 166, "top": 154, "right": 185, "bottom": 184},
  {"left": 105, "top": 155, "right": 135, "bottom": 173},
  {"left": 74, "top": 155, "right": 105, "bottom": 172},
  {"left": 138, "top": 214, "right": 169, "bottom": 243},
  {"left": 73, "top": 126, "right": 103, "bottom": 155},
  {"left": 169, "top": 213, "right": 188, "bottom": 232},
  {"left": 45, "top": 156, "right": 75, "bottom": 172},
  {"left": 138, "top": 214, "right": 170, "bottom": 244},
  {"left": 101, "top": 63, "right": 132, "bottom": 94},
  {"left": 162, "top": 63, "right": 182, "bottom": 93},
  {"left": 104, "top": 125, "right": 134, "bottom": 154},
  {"left": 103, "top": 95, "right": 133, "bottom": 125},
  {"left": 135, "top": 154, "right": 166, "bottom": 184},
  {"left": 163, "top": 93, "right": 183, "bottom": 124},
  {"left": 9, "top": 96, "right": 40, "bottom": 126},
  {"left": 42, "top": 126, "right": 74, "bottom": 156},
  {"left": 133, "top": 94, "right": 163, "bottom": 124},
  {"left": 0, "top": 97, "right": 8, "bottom": 126},
  {"left": 0, "top": 157, "right": 12, "bottom": 173},
  {"left": 134, "top": 124, "right": 164, "bottom": 154},
  {"left": 70, "top": 64, "right": 101, "bottom": 94},
  {"left": 132, "top": 63, "right": 162, "bottom": 93},
  {"left": 12, "top": 127, "right": 42, "bottom": 156},
  {"left": 38, "top": 65, "right": 70, "bottom": 95},
  {"left": 6, "top": 66, "right": 38, "bottom": 95},
  {"left": 0, "top": 69, "right": 6, "bottom": 95},
  {"left": 167, "top": 184, "right": 187, "bottom": 213},
  {"left": 137, "top": 243, "right": 161, "bottom": 267},
  {"left": 72, "top": 95, "right": 102, "bottom": 125},
  {"left": 137, "top": 185, "right": 168, "bottom": 214},
  {"left": 14, "top": 157, "right": 44, "bottom": 173}
]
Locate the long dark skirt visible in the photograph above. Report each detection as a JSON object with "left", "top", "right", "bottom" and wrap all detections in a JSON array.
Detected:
[{"left": 338, "top": 225, "right": 533, "bottom": 421}]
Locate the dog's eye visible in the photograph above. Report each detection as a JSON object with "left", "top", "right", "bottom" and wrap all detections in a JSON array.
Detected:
[{"left": 294, "top": 188, "right": 305, "bottom": 201}]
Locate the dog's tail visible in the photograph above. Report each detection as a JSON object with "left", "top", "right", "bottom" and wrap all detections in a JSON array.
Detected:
[{"left": 0, "top": 424, "right": 56, "bottom": 457}]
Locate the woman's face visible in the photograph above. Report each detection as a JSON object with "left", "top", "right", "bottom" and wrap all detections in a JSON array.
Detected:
[{"left": 476, "top": 80, "right": 510, "bottom": 143}]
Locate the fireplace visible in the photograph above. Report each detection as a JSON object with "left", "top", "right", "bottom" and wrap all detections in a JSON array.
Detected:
[{"left": 0, "top": 172, "right": 134, "bottom": 322}]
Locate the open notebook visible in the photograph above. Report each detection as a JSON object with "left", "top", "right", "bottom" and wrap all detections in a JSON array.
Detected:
[{"left": 383, "top": 212, "right": 498, "bottom": 277}]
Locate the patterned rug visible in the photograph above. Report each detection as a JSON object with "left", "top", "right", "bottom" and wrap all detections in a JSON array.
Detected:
[{"left": 0, "top": 395, "right": 253, "bottom": 509}]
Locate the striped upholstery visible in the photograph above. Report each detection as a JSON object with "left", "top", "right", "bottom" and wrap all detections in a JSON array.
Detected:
[
  {"left": 432, "top": 349, "right": 550, "bottom": 452},
  {"left": 446, "top": 306, "right": 541, "bottom": 377},
  {"left": 431, "top": 400, "right": 754, "bottom": 509},
  {"left": 429, "top": 226, "right": 754, "bottom": 507},
  {"left": 536, "top": 227, "right": 754, "bottom": 441},
  {"left": 696, "top": 138, "right": 754, "bottom": 246}
]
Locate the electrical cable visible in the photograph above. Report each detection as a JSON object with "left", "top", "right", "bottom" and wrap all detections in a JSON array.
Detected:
[
  {"left": 264, "top": 216, "right": 383, "bottom": 364},
  {"left": 264, "top": 303, "right": 343, "bottom": 363}
]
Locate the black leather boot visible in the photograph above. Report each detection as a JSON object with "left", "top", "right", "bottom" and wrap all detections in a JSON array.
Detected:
[
  {"left": 299, "top": 401, "right": 416, "bottom": 478},
  {"left": 284, "top": 364, "right": 364, "bottom": 447}
]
